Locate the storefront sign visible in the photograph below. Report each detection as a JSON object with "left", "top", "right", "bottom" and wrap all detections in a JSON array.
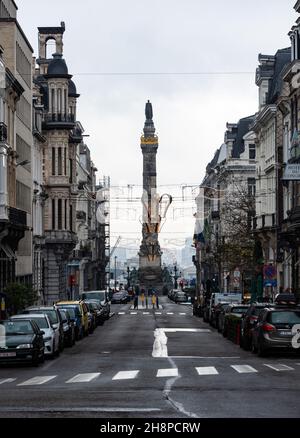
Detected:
[{"left": 282, "top": 164, "right": 300, "bottom": 181}]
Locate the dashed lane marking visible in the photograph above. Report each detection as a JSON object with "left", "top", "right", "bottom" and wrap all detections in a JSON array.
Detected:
[
  {"left": 118, "top": 312, "right": 125, "bottom": 315},
  {"left": 18, "top": 376, "right": 57, "bottom": 386},
  {"left": 196, "top": 367, "right": 219, "bottom": 376},
  {"left": 130, "top": 312, "right": 137, "bottom": 315},
  {"left": 264, "top": 364, "right": 295, "bottom": 372},
  {"left": 156, "top": 368, "right": 179, "bottom": 378},
  {"left": 66, "top": 373, "right": 101, "bottom": 383},
  {"left": 112, "top": 370, "right": 140, "bottom": 380},
  {"left": 231, "top": 365, "right": 258, "bottom": 374}
]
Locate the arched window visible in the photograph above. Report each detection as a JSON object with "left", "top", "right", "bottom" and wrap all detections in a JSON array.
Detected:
[{"left": 45, "top": 38, "right": 57, "bottom": 59}]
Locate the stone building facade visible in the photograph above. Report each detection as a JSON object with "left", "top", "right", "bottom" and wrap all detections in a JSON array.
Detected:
[{"left": 0, "top": 0, "right": 33, "bottom": 296}]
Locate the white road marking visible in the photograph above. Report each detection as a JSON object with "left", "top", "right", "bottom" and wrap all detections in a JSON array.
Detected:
[
  {"left": 196, "top": 367, "right": 219, "bottom": 375},
  {"left": 0, "top": 407, "right": 161, "bottom": 413},
  {"left": 112, "top": 370, "right": 139, "bottom": 380},
  {"left": 0, "top": 378, "right": 16, "bottom": 385},
  {"left": 163, "top": 328, "right": 211, "bottom": 333},
  {"left": 264, "top": 364, "right": 295, "bottom": 372},
  {"left": 167, "top": 312, "right": 174, "bottom": 315},
  {"left": 130, "top": 312, "right": 137, "bottom": 315},
  {"left": 231, "top": 365, "right": 258, "bottom": 374},
  {"left": 170, "top": 356, "right": 240, "bottom": 359},
  {"left": 66, "top": 373, "right": 100, "bottom": 383},
  {"left": 118, "top": 312, "right": 125, "bottom": 315},
  {"left": 18, "top": 376, "right": 57, "bottom": 386},
  {"left": 179, "top": 313, "right": 187, "bottom": 315},
  {"left": 157, "top": 368, "right": 179, "bottom": 378},
  {"left": 155, "top": 312, "right": 162, "bottom": 315},
  {"left": 143, "top": 312, "right": 150, "bottom": 315}
]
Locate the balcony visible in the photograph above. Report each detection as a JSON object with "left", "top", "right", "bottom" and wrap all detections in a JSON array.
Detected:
[
  {"left": 0, "top": 122, "right": 8, "bottom": 143},
  {"left": 8, "top": 207, "right": 27, "bottom": 228},
  {"left": 254, "top": 214, "right": 276, "bottom": 231},
  {"left": 287, "top": 206, "right": 300, "bottom": 229},
  {"left": 43, "top": 113, "right": 76, "bottom": 130},
  {"left": 45, "top": 230, "right": 78, "bottom": 246}
]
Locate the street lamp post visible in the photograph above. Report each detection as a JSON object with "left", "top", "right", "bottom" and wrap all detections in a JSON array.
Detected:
[
  {"left": 114, "top": 256, "right": 117, "bottom": 291},
  {"left": 127, "top": 266, "right": 130, "bottom": 289},
  {"left": 174, "top": 263, "right": 178, "bottom": 289}
]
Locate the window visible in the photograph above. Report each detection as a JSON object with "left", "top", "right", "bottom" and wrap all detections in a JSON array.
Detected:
[
  {"left": 52, "top": 148, "right": 56, "bottom": 175},
  {"left": 16, "top": 43, "right": 31, "bottom": 87},
  {"left": 51, "top": 89, "right": 55, "bottom": 114},
  {"left": 16, "top": 181, "right": 31, "bottom": 212},
  {"left": 58, "top": 147, "right": 62, "bottom": 175},
  {"left": 69, "top": 158, "right": 73, "bottom": 183},
  {"left": 249, "top": 144, "right": 256, "bottom": 160},
  {"left": 65, "top": 199, "right": 68, "bottom": 229},
  {"left": 248, "top": 178, "right": 256, "bottom": 197},
  {"left": 70, "top": 204, "right": 73, "bottom": 231},
  {"left": 64, "top": 148, "right": 67, "bottom": 175},
  {"left": 58, "top": 199, "right": 62, "bottom": 230},
  {"left": 52, "top": 199, "right": 56, "bottom": 230}
]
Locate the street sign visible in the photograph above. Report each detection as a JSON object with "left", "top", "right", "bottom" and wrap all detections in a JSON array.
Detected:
[
  {"left": 282, "top": 164, "right": 300, "bottom": 181},
  {"left": 263, "top": 264, "right": 277, "bottom": 287}
]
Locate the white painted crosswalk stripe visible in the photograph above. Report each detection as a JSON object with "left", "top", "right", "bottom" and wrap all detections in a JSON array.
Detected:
[
  {"left": 196, "top": 367, "right": 219, "bottom": 376},
  {"left": 130, "top": 312, "right": 137, "bottom": 315},
  {"left": 143, "top": 312, "right": 150, "bottom": 315},
  {"left": 156, "top": 368, "right": 179, "bottom": 378},
  {"left": 231, "top": 365, "right": 258, "bottom": 374},
  {"left": 264, "top": 364, "right": 295, "bottom": 372},
  {"left": 179, "top": 313, "right": 187, "bottom": 315},
  {"left": 118, "top": 312, "right": 125, "bottom": 315},
  {"left": 0, "top": 378, "right": 16, "bottom": 385},
  {"left": 155, "top": 312, "right": 162, "bottom": 315},
  {"left": 18, "top": 376, "right": 57, "bottom": 386},
  {"left": 112, "top": 370, "right": 139, "bottom": 380},
  {"left": 167, "top": 312, "right": 174, "bottom": 315},
  {"left": 66, "top": 373, "right": 100, "bottom": 383}
]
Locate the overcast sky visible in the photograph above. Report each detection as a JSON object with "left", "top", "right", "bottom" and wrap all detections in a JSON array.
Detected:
[{"left": 17, "top": 0, "right": 297, "bottom": 252}]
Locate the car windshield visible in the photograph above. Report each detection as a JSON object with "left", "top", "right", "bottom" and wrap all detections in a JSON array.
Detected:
[
  {"left": 58, "top": 308, "right": 75, "bottom": 318},
  {"left": 269, "top": 311, "right": 300, "bottom": 324},
  {"left": 30, "top": 309, "right": 58, "bottom": 324},
  {"left": 82, "top": 292, "right": 106, "bottom": 301},
  {"left": 0, "top": 320, "right": 34, "bottom": 335},
  {"left": 27, "top": 317, "right": 49, "bottom": 329}
]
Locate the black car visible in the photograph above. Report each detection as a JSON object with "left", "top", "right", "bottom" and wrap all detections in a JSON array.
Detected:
[
  {"left": 240, "top": 303, "right": 273, "bottom": 350},
  {"left": 111, "top": 292, "right": 128, "bottom": 304},
  {"left": 252, "top": 306, "right": 300, "bottom": 356},
  {"left": 174, "top": 291, "right": 189, "bottom": 304},
  {"left": 210, "top": 302, "right": 230, "bottom": 330},
  {"left": 0, "top": 319, "right": 45, "bottom": 366},
  {"left": 84, "top": 300, "right": 106, "bottom": 326},
  {"left": 58, "top": 309, "right": 76, "bottom": 347},
  {"left": 80, "top": 291, "right": 111, "bottom": 320},
  {"left": 221, "top": 304, "right": 250, "bottom": 337}
]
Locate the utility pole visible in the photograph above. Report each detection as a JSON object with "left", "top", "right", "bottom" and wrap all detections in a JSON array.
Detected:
[{"left": 174, "top": 263, "right": 178, "bottom": 289}]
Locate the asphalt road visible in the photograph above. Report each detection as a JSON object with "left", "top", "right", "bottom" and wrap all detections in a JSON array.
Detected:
[{"left": 0, "top": 297, "right": 300, "bottom": 418}]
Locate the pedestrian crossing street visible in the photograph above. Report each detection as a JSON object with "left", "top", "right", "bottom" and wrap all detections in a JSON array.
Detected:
[{"left": 1, "top": 363, "right": 299, "bottom": 387}]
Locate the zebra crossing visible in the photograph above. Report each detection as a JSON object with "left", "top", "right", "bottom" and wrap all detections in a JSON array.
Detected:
[
  {"left": 0, "top": 363, "right": 299, "bottom": 387},
  {"left": 118, "top": 311, "right": 191, "bottom": 316}
]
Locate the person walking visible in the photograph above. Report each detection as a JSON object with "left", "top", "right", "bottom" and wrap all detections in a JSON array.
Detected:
[
  {"left": 134, "top": 293, "right": 139, "bottom": 309},
  {"left": 156, "top": 292, "right": 159, "bottom": 309},
  {"left": 152, "top": 293, "right": 156, "bottom": 310},
  {"left": 141, "top": 289, "right": 145, "bottom": 308}
]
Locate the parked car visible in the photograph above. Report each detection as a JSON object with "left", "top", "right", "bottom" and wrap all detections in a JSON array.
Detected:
[
  {"left": 174, "top": 291, "right": 189, "bottom": 304},
  {"left": 11, "top": 314, "right": 60, "bottom": 358},
  {"left": 251, "top": 307, "right": 300, "bottom": 357},
  {"left": 220, "top": 304, "right": 249, "bottom": 337},
  {"left": 240, "top": 303, "right": 273, "bottom": 350},
  {"left": 58, "top": 309, "right": 76, "bottom": 347},
  {"left": 111, "top": 291, "right": 128, "bottom": 304},
  {"left": 209, "top": 292, "right": 242, "bottom": 323},
  {"left": 80, "top": 291, "right": 110, "bottom": 320},
  {"left": 21, "top": 306, "right": 64, "bottom": 352},
  {"left": 84, "top": 300, "right": 106, "bottom": 326},
  {"left": 210, "top": 302, "right": 230, "bottom": 330},
  {"left": 0, "top": 319, "right": 45, "bottom": 366},
  {"left": 56, "top": 301, "right": 89, "bottom": 338}
]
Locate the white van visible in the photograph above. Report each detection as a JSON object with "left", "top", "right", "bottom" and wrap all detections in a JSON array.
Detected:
[{"left": 209, "top": 293, "right": 242, "bottom": 321}]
